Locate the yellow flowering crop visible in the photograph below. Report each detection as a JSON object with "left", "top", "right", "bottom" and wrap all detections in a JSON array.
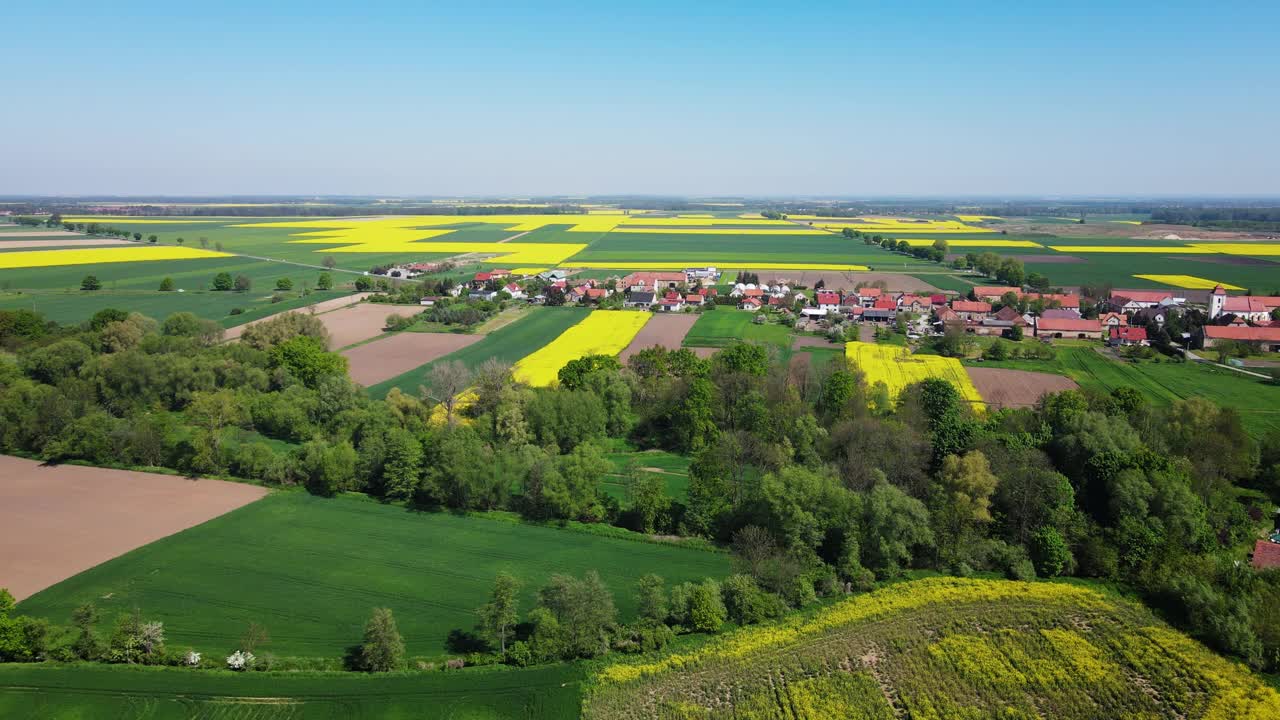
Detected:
[
  {"left": 0, "top": 246, "right": 231, "bottom": 269},
  {"left": 1133, "top": 275, "right": 1243, "bottom": 290},
  {"left": 954, "top": 214, "right": 1002, "bottom": 222},
  {"left": 609, "top": 227, "right": 828, "bottom": 235},
  {"left": 845, "top": 342, "right": 984, "bottom": 410},
  {"left": 1109, "top": 220, "right": 1144, "bottom": 225},
  {"left": 512, "top": 311, "right": 651, "bottom": 387},
  {"left": 1189, "top": 243, "right": 1280, "bottom": 256}
]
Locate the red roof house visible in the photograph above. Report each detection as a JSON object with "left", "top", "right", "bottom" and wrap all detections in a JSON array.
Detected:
[
  {"left": 1253, "top": 540, "right": 1280, "bottom": 570},
  {"left": 1036, "top": 317, "right": 1103, "bottom": 339},
  {"left": 1109, "top": 326, "right": 1148, "bottom": 345}
]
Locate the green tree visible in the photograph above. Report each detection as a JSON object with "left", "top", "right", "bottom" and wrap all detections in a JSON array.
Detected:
[
  {"left": 147, "top": 234, "right": 157, "bottom": 243},
  {"left": 234, "top": 274, "right": 252, "bottom": 292},
  {"left": 935, "top": 450, "right": 1000, "bottom": 564},
  {"left": 80, "top": 275, "right": 101, "bottom": 291},
  {"left": 271, "top": 336, "right": 348, "bottom": 387},
  {"left": 557, "top": 354, "right": 621, "bottom": 390},
  {"left": 630, "top": 472, "right": 670, "bottom": 534},
  {"left": 685, "top": 579, "right": 726, "bottom": 633},
  {"left": 536, "top": 571, "right": 617, "bottom": 658},
  {"left": 635, "top": 574, "right": 667, "bottom": 625},
  {"left": 158, "top": 277, "right": 175, "bottom": 291},
  {"left": 357, "top": 608, "right": 405, "bottom": 672},
  {"left": 317, "top": 272, "right": 333, "bottom": 290},
  {"left": 132, "top": 232, "right": 142, "bottom": 242},
  {"left": 212, "top": 272, "right": 234, "bottom": 291},
  {"left": 275, "top": 277, "right": 294, "bottom": 291},
  {"left": 1030, "top": 526, "right": 1071, "bottom": 577},
  {"left": 478, "top": 572, "right": 520, "bottom": 653}
]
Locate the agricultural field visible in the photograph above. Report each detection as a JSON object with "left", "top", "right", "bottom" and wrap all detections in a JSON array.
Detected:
[
  {"left": 512, "top": 310, "right": 651, "bottom": 387},
  {"left": 682, "top": 309, "right": 793, "bottom": 352},
  {"left": 602, "top": 449, "right": 691, "bottom": 502},
  {"left": 342, "top": 331, "right": 485, "bottom": 386},
  {"left": 584, "top": 576, "right": 1280, "bottom": 719},
  {"left": 619, "top": 313, "right": 698, "bottom": 362},
  {"left": 0, "top": 663, "right": 582, "bottom": 719},
  {"left": 367, "top": 305, "right": 590, "bottom": 399},
  {"left": 845, "top": 342, "right": 985, "bottom": 409},
  {"left": 966, "top": 366, "right": 1079, "bottom": 409},
  {"left": 16, "top": 491, "right": 730, "bottom": 658}
]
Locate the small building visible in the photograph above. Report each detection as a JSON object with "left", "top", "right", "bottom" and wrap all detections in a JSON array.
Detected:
[
  {"left": 1109, "top": 326, "right": 1148, "bottom": 346},
  {"left": 856, "top": 287, "right": 883, "bottom": 308},
  {"left": 1252, "top": 538, "right": 1280, "bottom": 570},
  {"left": 503, "top": 283, "right": 526, "bottom": 300},
  {"left": 419, "top": 296, "right": 440, "bottom": 307},
  {"left": 862, "top": 308, "right": 895, "bottom": 324},
  {"left": 739, "top": 297, "right": 763, "bottom": 311},
  {"left": 815, "top": 291, "right": 842, "bottom": 313},
  {"left": 898, "top": 294, "right": 928, "bottom": 314},
  {"left": 1099, "top": 312, "right": 1128, "bottom": 327},
  {"left": 625, "top": 291, "right": 655, "bottom": 309},
  {"left": 950, "top": 300, "right": 993, "bottom": 322},
  {"left": 1202, "top": 325, "right": 1280, "bottom": 353},
  {"left": 1109, "top": 289, "right": 1180, "bottom": 311}
]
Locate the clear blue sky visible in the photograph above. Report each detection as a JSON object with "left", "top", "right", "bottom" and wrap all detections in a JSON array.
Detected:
[{"left": 3, "top": 0, "right": 1277, "bottom": 196}]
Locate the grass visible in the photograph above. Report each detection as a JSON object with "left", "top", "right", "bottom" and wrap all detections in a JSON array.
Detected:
[
  {"left": 367, "top": 306, "right": 590, "bottom": 399},
  {"left": 682, "top": 309, "right": 792, "bottom": 350},
  {"left": 0, "top": 288, "right": 349, "bottom": 327},
  {"left": 584, "top": 576, "right": 1280, "bottom": 719},
  {"left": 602, "top": 449, "right": 692, "bottom": 502},
  {"left": 17, "top": 491, "right": 729, "bottom": 658},
  {"left": 0, "top": 662, "right": 582, "bottom": 719}
]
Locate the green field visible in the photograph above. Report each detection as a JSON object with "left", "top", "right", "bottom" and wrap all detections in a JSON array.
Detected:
[
  {"left": 0, "top": 663, "right": 581, "bottom": 719},
  {"left": 17, "top": 492, "right": 729, "bottom": 658},
  {"left": 682, "top": 309, "right": 792, "bottom": 350},
  {"left": 565, "top": 232, "right": 934, "bottom": 270},
  {"left": 366, "top": 306, "right": 591, "bottom": 398},
  {"left": 584, "top": 576, "right": 1280, "bottom": 718},
  {"left": 602, "top": 449, "right": 691, "bottom": 502},
  {"left": 970, "top": 347, "right": 1280, "bottom": 435},
  {"left": 0, "top": 288, "right": 349, "bottom": 327}
]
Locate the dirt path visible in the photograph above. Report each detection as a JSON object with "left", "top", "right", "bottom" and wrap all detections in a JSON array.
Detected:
[
  {"left": 223, "top": 292, "right": 373, "bottom": 341},
  {"left": 497, "top": 230, "right": 534, "bottom": 244},
  {"left": 342, "top": 332, "right": 484, "bottom": 386},
  {"left": 0, "top": 456, "right": 267, "bottom": 601}
]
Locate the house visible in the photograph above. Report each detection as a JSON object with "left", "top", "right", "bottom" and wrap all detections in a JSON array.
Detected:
[
  {"left": 539, "top": 269, "right": 569, "bottom": 282},
  {"left": 970, "top": 305, "right": 1029, "bottom": 337},
  {"left": 862, "top": 308, "right": 895, "bottom": 323},
  {"left": 472, "top": 272, "right": 493, "bottom": 288},
  {"left": 1099, "top": 312, "right": 1128, "bottom": 327},
  {"left": 929, "top": 294, "right": 948, "bottom": 307},
  {"left": 971, "top": 286, "right": 1019, "bottom": 302},
  {"left": 685, "top": 266, "right": 719, "bottom": 281},
  {"left": 815, "top": 291, "right": 842, "bottom": 312},
  {"left": 685, "top": 293, "right": 705, "bottom": 307},
  {"left": 1109, "top": 326, "right": 1148, "bottom": 346},
  {"left": 1252, "top": 538, "right": 1280, "bottom": 570},
  {"left": 585, "top": 288, "right": 610, "bottom": 302},
  {"left": 1026, "top": 293, "right": 1081, "bottom": 309},
  {"left": 950, "top": 300, "right": 993, "bottom": 322},
  {"left": 1041, "top": 308, "right": 1083, "bottom": 320},
  {"left": 1210, "top": 285, "right": 1280, "bottom": 322},
  {"left": 503, "top": 283, "right": 526, "bottom": 300},
  {"left": 856, "top": 287, "right": 883, "bottom": 308},
  {"left": 419, "top": 296, "right": 440, "bottom": 307},
  {"left": 1109, "top": 289, "right": 1180, "bottom": 310},
  {"left": 566, "top": 286, "right": 588, "bottom": 303},
  {"left": 1035, "top": 317, "right": 1103, "bottom": 340},
  {"left": 800, "top": 307, "right": 828, "bottom": 318},
  {"left": 625, "top": 272, "right": 685, "bottom": 293},
  {"left": 488, "top": 269, "right": 512, "bottom": 280},
  {"left": 840, "top": 295, "right": 863, "bottom": 314},
  {"left": 1202, "top": 325, "right": 1280, "bottom": 352},
  {"left": 897, "top": 294, "right": 928, "bottom": 313},
  {"left": 1132, "top": 306, "right": 1172, "bottom": 327},
  {"left": 934, "top": 306, "right": 964, "bottom": 330},
  {"left": 873, "top": 296, "right": 899, "bottom": 312},
  {"left": 625, "top": 291, "right": 655, "bottom": 309},
  {"left": 739, "top": 297, "right": 763, "bottom": 311}
]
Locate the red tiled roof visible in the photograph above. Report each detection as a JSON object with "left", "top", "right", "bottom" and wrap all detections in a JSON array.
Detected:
[
  {"left": 873, "top": 297, "right": 898, "bottom": 310},
  {"left": 1204, "top": 325, "right": 1280, "bottom": 342},
  {"left": 1253, "top": 540, "right": 1280, "bottom": 569},
  {"left": 899, "top": 294, "right": 927, "bottom": 306},
  {"left": 1099, "top": 312, "right": 1128, "bottom": 326},
  {"left": 858, "top": 287, "right": 883, "bottom": 297},
  {"left": 816, "top": 292, "right": 841, "bottom": 305},
  {"left": 1112, "top": 289, "right": 1173, "bottom": 303},
  {"left": 1224, "top": 296, "right": 1270, "bottom": 314},
  {"left": 740, "top": 297, "right": 762, "bottom": 306},
  {"left": 951, "top": 300, "right": 992, "bottom": 313},
  {"left": 1111, "top": 326, "right": 1147, "bottom": 341},
  {"left": 474, "top": 272, "right": 491, "bottom": 281},
  {"left": 972, "top": 286, "right": 1018, "bottom": 299},
  {"left": 1028, "top": 293, "right": 1081, "bottom": 308},
  {"left": 1038, "top": 318, "right": 1102, "bottom": 333},
  {"left": 586, "top": 288, "right": 608, "bottom": 299},
  {"left": 1042, "top": 308, "right": 1082, "bottom": 320},
  {"left": 743, "top": 288, "right": 764, "bottom": 297},
  {"left": 686, "top": 294, "right": 704, "bottom": 302},
  {"left": 929, "top": 294, "right": 947, "bottom": 304}
]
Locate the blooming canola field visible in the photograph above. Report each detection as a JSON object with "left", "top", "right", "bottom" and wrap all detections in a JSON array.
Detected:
[
  {"left": 0, "top": 246, "right": 231, "bottom": 269},
  {"left": 512, "top": 311, "right": 651, "bottom": 387},
  {"left": 845, "top": 341, "right": 984, "bottom": 409}
]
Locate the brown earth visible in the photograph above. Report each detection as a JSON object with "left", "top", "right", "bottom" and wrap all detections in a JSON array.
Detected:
[
  {"left": 792, "top": 335, "right": 839, "bottom": 350},
  {"left": 620, "top": 313, "right": 699, "bottom": 362},
  {"left": 688, "top": 347, "right": 718, "bottom": 359},
  {"left": 0, "top": 238, "right": 133, "bottom": 248},
  {"left": 319, "top": 303, "right": 421, "bottom": 350},
  {"left": 0, "top": 455, "right": 267, "bottom": 601},
  {"left": 967, "top": 367, "right": 1078, "bottom": 409},
  {"left": 223, "top": 292, "right": 373, "bottom": 341},
  {"left": 342, "top": 332, "right": 484, "bottom": 386},
  {"left": 751, "top": 271, "right": 941, "bottom": 292}
]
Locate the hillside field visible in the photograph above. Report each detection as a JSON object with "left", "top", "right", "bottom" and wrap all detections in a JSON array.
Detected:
[
  {"left": 16, "top": 492, "right": 729, "bottom": 658},
  {"left": 585, "top": 577, "right": 1280, "bottom": 719}
]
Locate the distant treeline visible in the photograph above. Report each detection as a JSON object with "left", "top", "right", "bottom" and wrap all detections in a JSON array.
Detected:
[{"left": 1151, "top": 208, "right": 1280, "bottom": 231}]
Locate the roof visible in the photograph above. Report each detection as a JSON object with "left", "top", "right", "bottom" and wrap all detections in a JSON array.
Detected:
[
  {"left": 1253, "top": 539, "right": 1280, "bottom": 569},
  {"left": 929, "top": 294, "right": 947, "bottom": 304},
  {"left": 951, "top": 300, "right": 992, "bottom": 313},
  {"left": 742, "top": 288, "right": 764, "bottom": 297},
  {"left": 899, "top": 294, "right": 927, "bottom": 306},
  {"left": 841, "top": 295, "right": 862, "bottom": 306},
  {"left": 1223, "top": 296, "right": 1271, "bottom": 314},
  {"left": 585, "top": 288, "right": 608, "bottom": 298},
  {"left": 686, "top": 293, "right": 704, "bottom": 302},
  {"left": 1099, "top": 312, "right": 1128, "bottom": 325},
  {"left": 474, "top": 272, "right": 491, "bottom": 281},
  {"left": 1027, "top": 293, "right": 1081, "bottom": 308},
  {"left": 972, "top": 286, "right": 1018, "bottom": 299},
  {"left": 1112, "top": 289, "right": 1174, "bottom": 304},
  {"left": 857, "top": 287, "right": 883, "bottom": 297},
  {"left": 816, "top": 291, "right": 841, "bottom": 305},
  {"left": 627, "top": 291, "right": 655, "bottom": 302},
  {"left": 1037, "top": 318, "right": 1102, "bottom": 333},
  {"left": 873, "top": 297, "right": 898, "bottom": 310},
  {"left": 1111, "top": 326, "right": 1147, "bottom": 341},
  {"left": 740, "top": 297, "right": 762, "bottom": 306},
  {"left": 1041, "top": 308, "right": 1082, "bottom": 320},
  {"left": 1204, "top": 325, "right": 1280, "bottom": 342},
  {"left": 624, "top": 271, "right": 685, "bottom": 285},
  {"left": 993, "top": 306, "right": 1026, "bottom": 323}
]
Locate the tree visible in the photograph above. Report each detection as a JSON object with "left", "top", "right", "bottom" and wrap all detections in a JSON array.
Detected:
[
  {"left": 271, "top": 336, "right": 348, "bottom": 387},
  {"left": 132, "top": 232, "right": 142, "bottom": 242},
  {"left": 239, "top": 621, "right": 270, "bottom": 654},
  {"left": 158, "top": 277, "right": 175, "bottom": 291},
  {"left": 635, "top": 574, "right": 667, "bottom": 624},
  {"left": 478, "top": 572, "right": 520, "bottom": 653},
  {"left": 234, "top": 275, "right": 252, "bottom": 292},
  {"left": 558, "top": 354, "right": 621, "bottom": 390},
  {"left": 536, "top": 572, "right": 617, "bottom": 658},
  {"left": 80, "top": 275, "right": 101, "bottom": 291},
  {"left": 176, "top": 237, "right": 185, "bottom": 245},
  {"left": 240, "top": 311, "right": 329, "bottom": 350},
  {"left": 322, "top": 256, "right": 337, "bottom": 269},
  {"left": 425, "top": 360, "right": 473, "bottom": 424},
  {"left": 1030, "top": 526, "right": 1071, "bottom": 577},
  {"left": 212, "top": 272, "right": 234, "bottom": 291},
  {"left": 275, "top": 277, "right": 294, "bottom": 291},
  {"left": 630, "top": 472, "right": 670, "bottom": 534},
  {"left": 932, "top": 237, "right": 949, "bottom": 253},
  {"left": 935, "top": 450, "right": 1000, "bottom": 564},
  {"left": 357, "top": 608, "right": 405, "bottom": 672},
  {"left": 147, "top": 234, "right": 158, "bottom": 244},
  {"left": 316, "top": 272, "right": 333, "bottom": 290},
  {"left": 685, "top": 579, "right": 726, "bottom": 633},
  {"left": 198, "top": 236, "right": 209, "bottom": 248},
  {"left": 71, "top": 602, "right": 102, "bottom": 660}
]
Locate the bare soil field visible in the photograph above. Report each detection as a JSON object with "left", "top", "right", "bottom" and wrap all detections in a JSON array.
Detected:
[
  {"left": 792, "top": 335, "right": 839, "bottom": 350},
  {"left": 752, "top": 271, "right": 940, "bottom": 292},
  {"left": 621, "top": 313, "right": 699, "bottom": 362},
  {"left": 967, "top": 367, "right": 1078, "bottom": 409},
  {"left": 223, "top": 292, "right": 372, "bottom": 341},
  {"left": 688, "top": 347, "right": 718, "bottom": 359},
  {"left": 0, "top": 238, "right": 132, "bottom": 248},
  {"left": 320, "top": 303, "right": 421, "bottom": 350},
  {"left": 0, "top": 456, "right": 266, "bottom": 600},
  {"left": 342, "top": 332, "right": 484, "bottom": 385}
]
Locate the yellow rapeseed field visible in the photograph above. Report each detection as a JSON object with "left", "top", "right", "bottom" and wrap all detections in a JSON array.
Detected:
[
  {"left": 845, "top": 342, "right": 983, "bottom": 409},
  {"left": 1189, "top": 243, "right": 1280, "bottom": 256},
  {"left": 565, "top": 262, "right": 870, "bottom": 271},
  {"left": 0, "top": 246, "right": 231, "bottom": 269},
  {"left": 1109, "top": 220, "right": 1144, "bottom": 225},
  {"left": 512, "top": 311, "right": 651, "bottom": 387},
  {"left": 954, "top": 214, "right": 1002, "bottom": 222},
  {"left": 1133, "top": 274, "right": 1244, "bottom": 290},
  {"left": 610, "top": 227, "right": 828, "bottom": 235}
]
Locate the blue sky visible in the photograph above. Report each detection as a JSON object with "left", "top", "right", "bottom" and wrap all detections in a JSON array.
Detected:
[{"left": 3, "top": 1, "right": 1277, "bottom": 196}]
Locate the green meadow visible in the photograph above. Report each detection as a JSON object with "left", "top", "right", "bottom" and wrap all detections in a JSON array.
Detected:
[
  {"left": 17, "top": 492, "right": 729, "bottom": 658},
  {"left": 682, "top": 309, "right": 792, "bottom": 351}
]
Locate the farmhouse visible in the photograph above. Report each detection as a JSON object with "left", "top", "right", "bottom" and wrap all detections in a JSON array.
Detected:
[
  {"left": 625, "top": 271, "right": 684, "bottom": 293},
  {"left": 856, "top": 287, "right": 883, "bottom": 307},
  {"left": 950, "top": 300, "right": 992, "bottom": 322},
  {"left": 739, "top": 297, "right": 763, "bottom": 311},
  {"left": 815, "top": 291, "right": 841, "bottom": 312},
  {"left": 971, "top": 286, "right": 1018, "bottom": 301},
  {"left": 1202, "top": 325, "right": 1280, "bottom": 353},
  {"left": 1109, "top": 289, "right": 1182, "bottom": 311},
  {"left": 1026, "top": 292, "right": 1081, "bottom": 309},
  {"left": 898, "top": 294, "right": 928, "bottom": 313},
  {"left": 1036, "top": 317, "right": 1103, "bottom": 340},
  {"left": 503, "top": 282, "right": 526, "bottom": 300},
  {"left": 1099, "top": 312, "right": 1128, "bottom": 327},
  {"left": 863, "top": 308, "right": 895, "bottom": 323},
  {"left": 625, "top": 291, "right": 655, "bottom": 308},
  {"left": 1109, "top": 326, "right": 1148, "bottom": 346}
]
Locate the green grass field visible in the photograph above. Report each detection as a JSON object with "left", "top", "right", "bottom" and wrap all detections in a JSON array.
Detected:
[
  {"left": 602, "top": 449, "right": 691, "bottom": 502},
  {"left": 0, "top": 663, "right": 581, "bottom": 719},
  {"left": 0, "top": 288, "right": 349, "bottom": 327},
  {"left": 17, "top": 492, "right": 729, "bottom": 658},
  {"left": 970, "top": 347, "right": 1280, "bottom": 436},
  {"left": 565, "top": 232, "right": 934, "bottom": 269},
  {"left": 682, "top": 309, "right": 792, "bottom": 350},
  {"left": 366, "top": 306, "right": 591, "bottom": 398}
]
